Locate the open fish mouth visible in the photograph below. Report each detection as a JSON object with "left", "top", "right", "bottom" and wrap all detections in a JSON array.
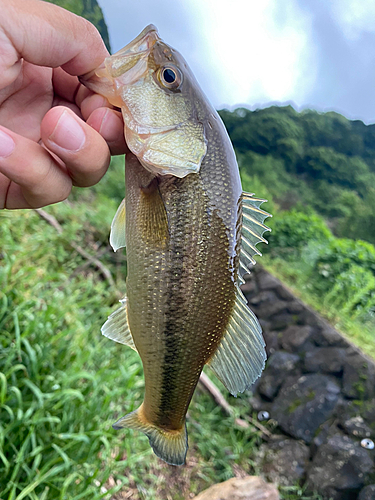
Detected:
[
  {"left": 79, "top": 25, "right": 160, "bottom": 90},
  {"left": 116, "top": 24, "right": 159, "bottom": 59},
  {"left": 107, "top": 24, "right": 160, "bottom": 83}
]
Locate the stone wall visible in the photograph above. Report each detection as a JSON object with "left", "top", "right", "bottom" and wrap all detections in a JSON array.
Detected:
[{"left": 242, "top": 267, "right": 375, "bottom": 500}]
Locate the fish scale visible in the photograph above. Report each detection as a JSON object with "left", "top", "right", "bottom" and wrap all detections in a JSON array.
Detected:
[{"left": 80, "top": 24, "right": 271, "bottom": 466}]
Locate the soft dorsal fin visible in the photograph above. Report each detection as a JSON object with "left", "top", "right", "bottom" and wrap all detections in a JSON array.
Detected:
[
  {"left": 101, "top": 297, "right": 137, "bottom": 351},
  {"left": 207, "top": 285, "right": 266, "bottom": 396},
  {"left": 110, "top": 198, "right": 126, "bottom": 252},
  {"left": 239, "top": 193, "right": 271, "bottom": 282}
]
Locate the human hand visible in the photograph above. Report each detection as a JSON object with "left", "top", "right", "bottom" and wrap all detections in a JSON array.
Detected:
[{"left": 0, "top": 0, "right": 128, "bottom": 209}]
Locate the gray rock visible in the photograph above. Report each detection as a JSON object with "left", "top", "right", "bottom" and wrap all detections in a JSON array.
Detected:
[
  {"left": 311, "top": 321, "right": 350, "bottom": 348},
  {"left": 343, "top": 353, "right": 375, "bottom": 399},
  {"left": 275, "top": 286, "right": 295, "bottom": 301},
  {"left": 306, "top": 435, "right": 374, "bottom": 500},
  {"left": 248, "top": 290, "right": 279, "bottom": 306},
  {"left": 249, "top": 393, "right": 273, "bottom": 413},
  {"left": 341, "top": 415, "right": 374, "bottom": 439},
  {"left": 296, "top": 308, "right": 322, "bottom": 327},
  {"left": 286, "top": 301, "right": 305, "bottom": 314},
  {"left": 271, "top": 374, "right": 340, "bottom": 443},
  {"left": 362, "top": 399, "right": 375, "bottom": 429},
  {"left": 255, "top": 300, "right": 289, "bottom": 319},
  {"left": 270, "top": 313, "right": 296, "bottom": 331},
  {"left": 281, "top": 325, "right": 314, "bottom": 352},
  {"left": 311, "top": 421, "right": 345, "bottom": 457},
  {"left": 303, "top": 347, "right": 346, "bottom": 374},
  {"left": 337, "top": 400, "right": 375, "bottom": 438},
  {"left": 258, "top": 352, "right": 300, "bottom": 401},
  {"left": 358, "top": 485, "right": 375, "bottom": 500},
  {"left": 258, "top": 273, "right": 282, "bottom": 291},
  {"left": 241, "top": 278, "right": 258, "bottom": 296},
  {"left": 259, "top": 437, "right": 310, "bottom": 486},
  {"left": 262, "top": 330, "right": 280, "bottom": 356},
  {"left": 259, "top": 318, "right": 272, "bottom": 333}
]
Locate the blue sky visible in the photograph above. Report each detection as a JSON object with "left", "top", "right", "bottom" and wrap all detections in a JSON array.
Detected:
[{"left": 97, "top": 0, "right": 375, "bottom": 124}]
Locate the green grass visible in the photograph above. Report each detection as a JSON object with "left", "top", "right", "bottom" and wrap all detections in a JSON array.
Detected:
[{"left": 0, "top": 156, "right": 330, "bottom": 499}]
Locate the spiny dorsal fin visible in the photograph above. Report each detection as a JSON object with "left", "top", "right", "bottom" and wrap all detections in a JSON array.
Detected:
[
  {"left": 110, "top": 198, "right": 126, "bottom": 252},
  {"left": 239, "top": 192, "right": 271, "bottom": 283},
  {"left": 101, "top": 298, "right": 137, "bottom": 351},
  {"left": 207, "top": 285, "right": 266, "bottom": 396}
]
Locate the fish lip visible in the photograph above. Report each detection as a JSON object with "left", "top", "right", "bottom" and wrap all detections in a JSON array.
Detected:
[
  {"left": 115, "top": 24, "right": 159, "bottom": 55},
  {"left": 78, "top": 25, "right": 160, "bottom": 87},
  {"left": 103, "top": 25, "right": 161, "bottom": 87},
  {"left": 112, "top": 24, "right": 160, "bottom": 62}
]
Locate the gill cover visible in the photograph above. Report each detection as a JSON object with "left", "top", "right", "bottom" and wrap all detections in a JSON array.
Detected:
[{"left": 80, "top": 25, "right": 207, "bottom": 178}]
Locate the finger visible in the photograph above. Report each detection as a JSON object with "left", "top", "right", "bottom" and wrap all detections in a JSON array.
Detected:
[
  {"left": 77, "top": 87, "right": 111, "bottom": 117},
  {"left": 52, "top": 67, "right": 81, "bottom": 103},
  {"left": 2, "top": 0, "right": 108, "bottom": 76},
  {"left": 86, "top": 107, "right": 128, "bottom": 156},
  {"left": 41, "top": 106, "right": 111, "bottom": 187},
  {"left": 0, "top": 126, "right": 72, "bottom": 209},
  {"left": 52, "top": 97, "right": 82, "bottom": 117}
]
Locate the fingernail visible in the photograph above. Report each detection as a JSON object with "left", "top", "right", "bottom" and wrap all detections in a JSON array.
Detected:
[
  {"left": 0, "top": 129, "right": 15, "bottom": 158},
  {"left": 49, "top": 110, "right": 86, "bottom": 151}
]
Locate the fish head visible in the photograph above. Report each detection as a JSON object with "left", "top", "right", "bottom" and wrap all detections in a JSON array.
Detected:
[{"left": 81, "top": 25, "right": 207, "bottom": 178}]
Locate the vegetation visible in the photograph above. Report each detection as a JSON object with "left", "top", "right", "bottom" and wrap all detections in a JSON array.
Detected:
[
  {"left": 220, "top": 106, "right": 375, "bottom": 245},
  {"left": 221, "top": 106, "right": 375, "bottom": 357},
  {"left": 2, "top": 157, "right": 319, "bottom": 499}
]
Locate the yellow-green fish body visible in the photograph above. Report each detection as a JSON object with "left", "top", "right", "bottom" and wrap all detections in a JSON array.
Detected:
[{"left": 81, "top": 25, "right": 270, "bottom": 465}]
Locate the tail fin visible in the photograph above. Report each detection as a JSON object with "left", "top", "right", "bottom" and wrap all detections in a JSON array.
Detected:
[{"left": 113, "top": 404, "right": 188, "bottom": 466}]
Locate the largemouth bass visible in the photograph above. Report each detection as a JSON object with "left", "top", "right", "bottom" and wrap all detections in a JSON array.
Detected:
[{"left": 81, "top": 25, "right": 270, "bottom": 466}]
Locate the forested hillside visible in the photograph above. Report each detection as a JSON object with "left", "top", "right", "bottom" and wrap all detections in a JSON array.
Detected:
[
  {"left": 218, "top": 106, "right": 375, "bottom": 336},
  {"left": 219, "top": 106, "right": 375, "bottom": 245}
]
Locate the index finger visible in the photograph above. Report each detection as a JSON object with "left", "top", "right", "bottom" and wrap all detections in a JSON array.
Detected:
[{"left": 1, "top": 0, "right": 109, "bottom": 77}]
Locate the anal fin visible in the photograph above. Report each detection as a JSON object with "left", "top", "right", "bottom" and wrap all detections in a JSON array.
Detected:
[
  {"left": 101, "top": 298, "right": 137, "bottom": 351},
  {"left": 207, "top": 286, "right": 266, "bottom": 396}
]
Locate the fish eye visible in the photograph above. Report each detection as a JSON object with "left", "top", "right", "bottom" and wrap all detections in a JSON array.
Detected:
[
  {"left": 163, "top": 68, "right": 176, "bottom": 83},
  {"left": 159, "top": 65, "right": 182, "bottom": 89}
]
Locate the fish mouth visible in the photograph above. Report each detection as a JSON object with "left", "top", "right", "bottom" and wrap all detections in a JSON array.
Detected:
[
  {"left": 115, "top": 24, "right": 159, "bottom": 59},
  {"left": 79, "top": 25, "right": 160, "bottom": 90},
  {"left": 107, "top": 25, "right": 160, "bottom": 82}
]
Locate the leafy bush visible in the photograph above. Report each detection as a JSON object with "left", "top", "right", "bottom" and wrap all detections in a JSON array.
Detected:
[
  {"left": 323, "top": 264, "right": 375, "bottom": 318},
  {"left": 265, "top": 209, "right": 332, "bottom": 258},
  {"left": 314, "top": 238, "right": 375, "bottom": 286}
]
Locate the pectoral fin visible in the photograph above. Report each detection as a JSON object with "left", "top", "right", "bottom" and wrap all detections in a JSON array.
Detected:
[
  {"left": 239, "top": 193, "right": 271, "bottom": 282},
  {"left": 207, "top": 286, "right": 266, "bottom": 396},
  {"left": 101, "top": 297, "right": 137, "bottom": 351},
  {"left": 110, "top": 198, "right": 126, "bottom": 252},
  {"left": 139, "top": 178, "right": 169, "bottom": 247}
]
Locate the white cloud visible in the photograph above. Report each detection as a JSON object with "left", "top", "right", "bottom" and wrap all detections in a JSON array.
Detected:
[
  {"left": 331, "top": 0, "right": 375, "bottom": 40},
  {"left": 187, "top": 0, "right": 317, "bottom": 107}
]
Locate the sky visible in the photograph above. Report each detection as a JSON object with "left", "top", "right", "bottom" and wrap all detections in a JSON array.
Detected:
[{"left": 97, "top": 0, "right": 375, "bottom": 124}]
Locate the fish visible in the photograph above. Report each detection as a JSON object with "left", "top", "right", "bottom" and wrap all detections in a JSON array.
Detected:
[{"left": 80, "top": 25, "right": 271, "bottom": 466}]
